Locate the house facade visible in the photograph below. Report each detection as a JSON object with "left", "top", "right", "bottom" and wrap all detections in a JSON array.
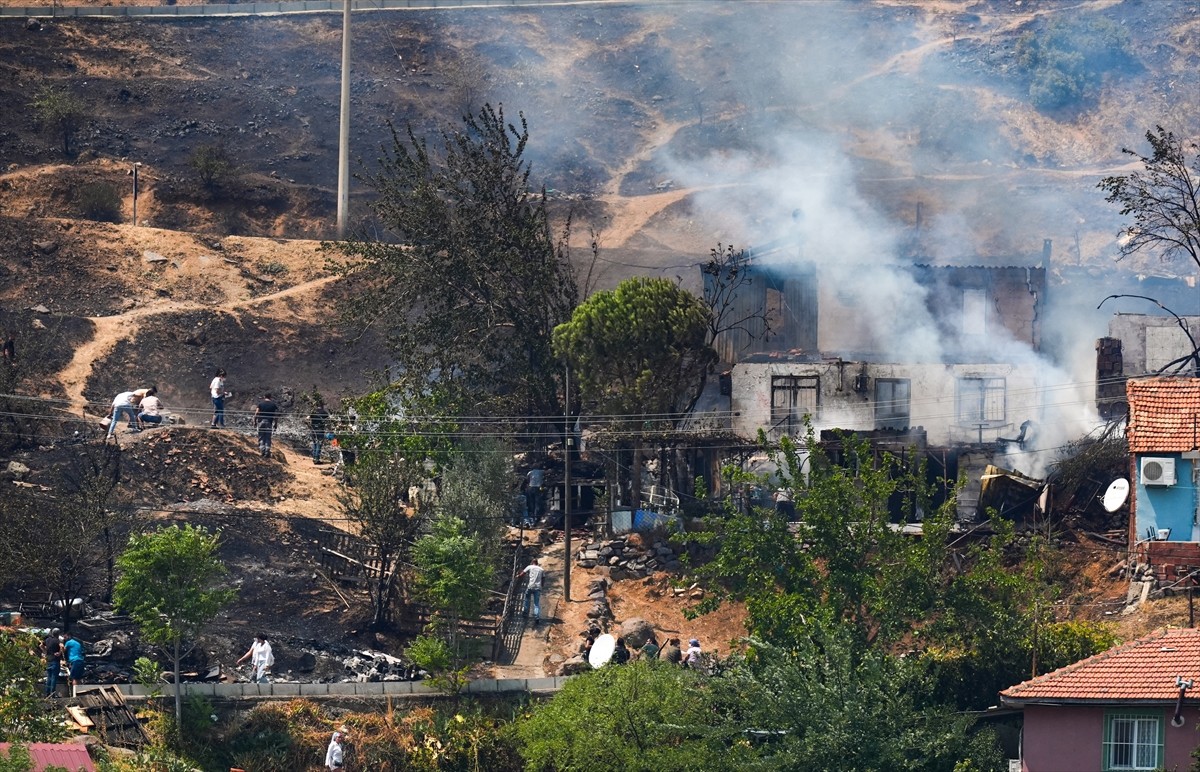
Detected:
[
  {"left": 730, "top": 354, "right": 1042, "bottom": 447},
  {"left": 1126, "top": 378, "right": 1200, "bottom": 576},
  {"left": 1000, "top": 628, "right": 1200, "bottom": 772}
]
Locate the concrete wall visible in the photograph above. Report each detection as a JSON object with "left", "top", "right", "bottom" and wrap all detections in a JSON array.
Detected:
[
  {"left": 87, "top": 675, "right": 570, "bottom": 701},
  {"left": 1109, "top": 314, "right": 1200, "bottom": 378},
  {"left": 730, "top": 360, "right": 1041, "bottom": 446}
]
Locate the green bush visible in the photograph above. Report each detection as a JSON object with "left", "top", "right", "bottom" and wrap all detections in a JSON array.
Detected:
[
  {"left": 75, "top": 182, "right": 122, "bottom": 223},
  {"left": 1015, "top": 17, "right": 1133, "bottom": 110}
]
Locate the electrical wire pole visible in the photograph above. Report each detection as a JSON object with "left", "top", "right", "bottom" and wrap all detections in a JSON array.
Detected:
[
  {"left": 335, "top": 0, "right": 351, "bottom": 238},
  {"left": 563, "top": 365, "right": 572, "bottom": 605}
]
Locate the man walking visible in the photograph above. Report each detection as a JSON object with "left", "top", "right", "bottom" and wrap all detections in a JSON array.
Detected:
[
  {"left": 43, "top": 628, "right": 61, "bottom": 697},
  {"left": 236, "top": 634, "right": 274, "bottom": 683},
  {"left": 519, "top": 558, "right": 545, "bottom": 626},
  {"left": 254, "top": 393, "right": 279, "bottom": 458},
  {"left": 325, "top": 729, "right": 346, "bottom": 770}
]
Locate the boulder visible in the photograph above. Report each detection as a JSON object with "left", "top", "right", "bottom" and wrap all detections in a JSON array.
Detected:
[
  {"left": 5, "top": 461, "right": 30, "bottom": 480},
  {"left": 619, "top": 618, "right": 655, "bottom": 648},
  {"left": 558, "top": 656, "right": 592, "bottom": 676},
  {"left": 32, "top": 240, "right": 56, "bottom": 253}
]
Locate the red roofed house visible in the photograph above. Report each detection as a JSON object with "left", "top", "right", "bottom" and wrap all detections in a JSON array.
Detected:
[
  {"left": 0, "top": 742, "right": 96, "bottom": 771},
  {"left": 1000, "top": 628, "right": 1200, "bottom": 771},
  {"left": 1126, "top": 378, "right": 1200, "bottom": 582}
]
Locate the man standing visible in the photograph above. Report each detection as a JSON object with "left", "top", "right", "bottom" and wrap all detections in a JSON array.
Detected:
[
  {"left": 236, "top": 634, "right": 274, "bottom": 683},
  {"left": 518, "top": 558, "right": 545, "bottom": 625},
  {"left": 43, "top": 628, "right": 61, "bottom": 697},
  {"left": 524, "top": 466, "right": 545, "bottom": 526},
  {"left": 209, "top": 368, "right": 229, "bottom": 428},
  {"left": 254, "top": 393, "right": 279, "bottom": 458},
  {"left": 62, "top": 632, "right": 85, "bottom": 692},
  {"left": 2, "top": 331, "right": 14, "bottom": 364},
  {"left": 308, "top": 396, "right": 331, "bottom": 464}
]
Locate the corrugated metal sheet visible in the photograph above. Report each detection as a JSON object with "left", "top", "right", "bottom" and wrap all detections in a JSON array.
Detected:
[{"left": 0, "top": 742, "right": 96, "bottom": 771}]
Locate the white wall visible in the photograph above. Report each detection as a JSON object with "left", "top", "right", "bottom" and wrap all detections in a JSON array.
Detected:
[{"left": 730, "top": 360, "right": 1044, "bottom": 447}]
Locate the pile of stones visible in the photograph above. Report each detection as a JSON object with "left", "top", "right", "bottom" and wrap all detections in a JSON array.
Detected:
[{"left": 575, "top": 537, "right": 684, "bottom": 580}]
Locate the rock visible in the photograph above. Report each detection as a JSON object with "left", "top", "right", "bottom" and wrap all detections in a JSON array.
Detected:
[
  {"left": 619, "top": 618, "right": 655, "bottom": 648},
  {"left": 558, "top": 656, "right": 591, "bottom": 675},
  {"left": 143, "top": 250, "right": 169, "bottom": 263},
  {"left": 30, "top": 304, "right": 50, "bottom": 314},
  {"left": 33, "top": 240, "right": 57, "bottom": 254},
  {"left": 24, "top": 17, "right": 41, "bottom": 31},
  {"left": 296, "top": 651, "right": 316, "bottom": 672},
  {"left": 31, "top": 318, "right": 45, "bottom": 330},
  {"left": 578, "top": 560, "right": 596, "bottom": 568},
  {"left": 689, "top": 588, "right": 705, "bottom": 600},
  {"left": 5, "top": 461, "right": 30, "bottom": 480}
]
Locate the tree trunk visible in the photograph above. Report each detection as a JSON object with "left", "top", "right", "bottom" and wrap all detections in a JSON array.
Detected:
[
  {"left": 173, "top": 637, "right": 182, "bottom": 734},
  {"left": 631, "top": 441, "right": 643, "bottom": 513}
]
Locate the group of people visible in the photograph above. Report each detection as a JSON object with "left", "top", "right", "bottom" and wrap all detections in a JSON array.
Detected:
[
  {"left": 42, "top": 628, "right": 86, "bottom": 697},
  {"left": 580, "top": 628, "right": 703, "bottom": 669},
  {"left": 106, "top": 386, "right": 165, "bottom": 437}
]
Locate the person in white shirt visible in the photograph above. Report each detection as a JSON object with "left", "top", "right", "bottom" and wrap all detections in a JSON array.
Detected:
[
  {"left": 107, "top": 391, "right": 141, "bottom": 437},
  {"left": 519, "top": 558, "right": 546, "bottom": 625},
  {"left": 683, "top": 638, "right": 702, "bottom": 669},
  {"left": 209, "top": 368, "right": 229, "bottom": 428},
  {"left": 325, "top": 730, "right": 345, "bottom": 770},
  {"left": 137, "top": 389, "right": 164, "bottom": 428},
  {"left": 236, "top": 634, "right": 273, "bottom": 683}
]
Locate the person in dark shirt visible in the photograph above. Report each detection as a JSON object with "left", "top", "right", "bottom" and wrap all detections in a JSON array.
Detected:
[
  {"left": 2, "top": 332, "right": 14, "bottom": 365},
  {"left": 661, "top": 637, "right": 683, "bottom": 665},
  {"left": 308, "top": 396, "right": 331, "bottom": 464},
  {"left": 254, "top": 393, "right": 279, "bottom": 458},
  {"left": 43, "top": 628, "right": 61, "bottom": 697},
  {"left": 610, "top": 636, "right": 631, "bottom": 666}
]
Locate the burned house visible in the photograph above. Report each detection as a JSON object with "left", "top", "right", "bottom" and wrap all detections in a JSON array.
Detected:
[
  {"left": 1096, "top": 314, "right": 1200, "bottom": 419},
  {"left": 708, "top": 253, "right": 1051, "bottom": 520}
]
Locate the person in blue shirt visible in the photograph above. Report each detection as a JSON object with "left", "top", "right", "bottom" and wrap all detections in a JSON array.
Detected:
[{"left": 62, "top": 632, "right": 85, "bottom": 689}]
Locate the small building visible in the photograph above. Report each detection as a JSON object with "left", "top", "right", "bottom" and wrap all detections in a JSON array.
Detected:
[
  {"left": 999, "top": 627, "right": 1200, "bottom": 772},
  {"left": 0, "top": 742, "right": 96, "bottom": 772},
  {"left": 1126, "top": 378, "right": 1200, "bottom": 580}
]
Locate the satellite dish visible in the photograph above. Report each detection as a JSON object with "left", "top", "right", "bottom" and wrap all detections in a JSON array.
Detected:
[
  {"left": 1102, "top": 478, "right": 1130, "bottom": 513},
  {"left": 588, "top": 634, "right": 615, "bottom": 669}
]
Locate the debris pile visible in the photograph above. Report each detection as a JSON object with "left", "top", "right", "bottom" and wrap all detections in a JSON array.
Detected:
[
  {"left": 575, "top": 537, "right": 684, "bottom": 579},
  {"left": 122, "top": 428, "right": 288, "bottom": 502}
]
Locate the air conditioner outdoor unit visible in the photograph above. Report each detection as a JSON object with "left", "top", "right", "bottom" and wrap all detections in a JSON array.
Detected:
[{"left": 1140, "top": 457, "right": 1177, "bottom": 486}]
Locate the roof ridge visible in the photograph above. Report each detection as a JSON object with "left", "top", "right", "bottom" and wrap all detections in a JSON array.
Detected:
[{"left": 1001, "top": 628, "right": 1176, "bottom": 695}]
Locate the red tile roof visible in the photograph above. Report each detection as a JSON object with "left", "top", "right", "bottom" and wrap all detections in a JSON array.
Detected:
[
  {"left": 0, "top": 743, "right": 96, "bottom": 771},
  {"left": 1126, "top": 377, "right": 1200, "bottom": 453},
  {"left": 1001, "top": 628, "right": 1200, "bottom": 705}
]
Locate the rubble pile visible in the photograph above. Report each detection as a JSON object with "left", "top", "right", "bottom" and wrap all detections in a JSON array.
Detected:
[
  {"left": 575, "top": 537, "right": 684, "bottom": 579},
  {"left": 122, "top": 428, "right": 288, "bottom": 502}
]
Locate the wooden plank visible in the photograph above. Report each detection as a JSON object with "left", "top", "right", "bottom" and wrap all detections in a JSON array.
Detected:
[{"left": 68, "top": 706, "right": 94, "bottom": 728}]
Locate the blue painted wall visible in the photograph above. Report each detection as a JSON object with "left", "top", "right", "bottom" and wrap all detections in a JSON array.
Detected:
[{"left": 1135, "top": 455, "right": 1197, "bottom": 542}]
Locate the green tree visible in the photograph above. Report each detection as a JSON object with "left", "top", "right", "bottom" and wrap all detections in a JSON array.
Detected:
[
  {"left": 339, "top": 452, "right": 428, "bottom": 630},
  {"left": 1015, "top": 17, "right": 1132, "bottom": 111},
  {"left": 329, "top": 103, "right": 578, "bottom": 423},
  {"left": 1099, "top": 125, "right": 1200, "bottom": 272},
  {"left": 188, "top": 144, "right": 234, "bottom": 191},
  {"left": 411, "top": 514, "right": 493, "bottom": 663},
  {"left": 435, "top": 441, "right": 513, "bottom": 562},
  {"left": 553, "top": 276, "right": 715, "bottom": 509},
  {"left": 721, "top": 632, "right": 1004, "bottom": 772},
  {"left": 114, "top": 524, "right": 236, "bottom": 730},
  {"left": 29, "top": 85, "right": 86, "bottom": 157},
  {"left": 516, "top": 661, "right": 749, "bottom": 771},
  {"left": 0, "top": 632, "right": 68, "bottom": 744}
]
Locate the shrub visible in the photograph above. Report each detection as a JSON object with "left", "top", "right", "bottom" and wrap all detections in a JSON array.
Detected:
[
  {"left": 74, "top": 182, "right": 121, "bottom": 223},
  {"left": 188, "top": 144, "right": 234, "bottom": 190},
  {"left": 1015, "top": 16, "right": 1134, "bottom": 111}
]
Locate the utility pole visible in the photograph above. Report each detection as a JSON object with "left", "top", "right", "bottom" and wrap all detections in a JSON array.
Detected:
[
  {"left": 335, "top": 0, "right": 351, "bottom": 238},
  {"left": 563, "top": 364, "right": 572, "bottom": 605},
  {"left": 131, "top": 163, "right": 141, "bottom": 225}
]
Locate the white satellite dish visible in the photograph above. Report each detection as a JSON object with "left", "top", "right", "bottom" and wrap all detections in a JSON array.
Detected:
[
  {"left": 588, "top": 634, "right": 616, "bottom": 669},
  {"left": 1102, "top": 478, "right": 1130, "bottom": 513}
]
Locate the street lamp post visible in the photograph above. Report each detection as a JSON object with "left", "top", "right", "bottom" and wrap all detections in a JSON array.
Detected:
[{"left": 131, "top": 162, "right": 142, "bottom": 225}]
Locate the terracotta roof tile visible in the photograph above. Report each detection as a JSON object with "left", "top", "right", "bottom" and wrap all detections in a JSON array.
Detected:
[
  {"left": 1001, "top": 628, "right": 1200, "bottom": 704},
  {"left": 1126, "top": 377, "right": 1200, "bottom": 453}
]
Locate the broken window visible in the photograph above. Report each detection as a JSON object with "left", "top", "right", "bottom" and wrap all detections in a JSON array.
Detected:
[
  {"left": 956, "top": 376, "right": 1005, "bottom": 426},
  {"left": 771, "top": 375, "right": 818, "bottom": 431},
  {"left": 962, "top": 289, "right": 987, "bottom": 335},
  {"left": 874, "top": 378, "right": 910, "bottom": 430}
]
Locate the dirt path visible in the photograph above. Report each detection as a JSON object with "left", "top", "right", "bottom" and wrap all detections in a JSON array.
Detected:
[
  {"left": 58, "top": 273, "right": 340, "bottom": 416},
  {"left": 490, "top": 535, "right": 567, "bottom": 679}
]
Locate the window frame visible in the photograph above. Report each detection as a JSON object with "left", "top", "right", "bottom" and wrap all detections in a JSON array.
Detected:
[
  {"left": 1102, "top": 709, "right": 1163, "bottom": 771},
  {"left": 956, "top": 376, "right": 1006, "bottom": 427},
  {"left": 873, "top": 378, "right": 911, "bottom": 430},
  {"left": 770, "top": 375, "right": 819, "bottom": 430}
]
